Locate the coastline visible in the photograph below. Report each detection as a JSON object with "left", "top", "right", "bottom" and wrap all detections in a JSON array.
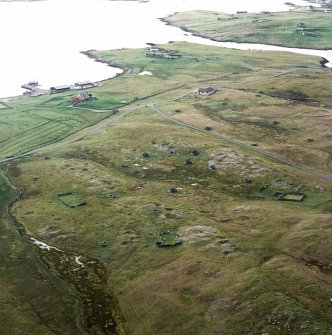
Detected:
[
  {"left": 80, "top": 50, "right": 129, "bottom": 78},
  {"left": 0, "top": 94, "right": 24, "bottom": 102},
  {"left": 1, "top": 38, "right": 329, "bottom": 103},
  {"left": 0, "top": 52, "right": 126, "bottom": 102},
  {"left": 1, "top": 4, "right": 331, "bottom": 102}
]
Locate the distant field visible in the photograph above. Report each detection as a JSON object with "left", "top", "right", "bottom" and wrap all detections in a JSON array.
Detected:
[{"left": 165, "top": 9, "right": 332, "bottom": 49}]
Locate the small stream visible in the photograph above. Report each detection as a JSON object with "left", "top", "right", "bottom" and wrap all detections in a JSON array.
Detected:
[{"left": 0, "top": 168, "right": 123, "bottom": 335}]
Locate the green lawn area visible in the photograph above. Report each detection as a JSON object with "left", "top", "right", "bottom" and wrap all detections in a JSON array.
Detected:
[{"left": 281, "top": 193, "right": 305, "bottom": 201}]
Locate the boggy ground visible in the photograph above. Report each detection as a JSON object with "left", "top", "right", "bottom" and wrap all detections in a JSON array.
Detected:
[{"left": 1, "top": 42, "right": 332, "bottom": 334}]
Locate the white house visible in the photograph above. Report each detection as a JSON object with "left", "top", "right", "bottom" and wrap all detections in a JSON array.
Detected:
[{"left": 198, "top": 87, "right": 216, "bottom": 95}]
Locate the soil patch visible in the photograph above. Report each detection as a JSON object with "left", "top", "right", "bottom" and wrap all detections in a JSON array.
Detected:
[
  {"left": 208, "top": 149, "right": 269, "bottom": 176},
  {"left": 179, "top": 225, "right": 217, "bottom": 243}
]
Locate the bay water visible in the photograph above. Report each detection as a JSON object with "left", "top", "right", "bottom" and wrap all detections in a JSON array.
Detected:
[{"left": 0, "top": 0, "right": 329, "bottom": 98}]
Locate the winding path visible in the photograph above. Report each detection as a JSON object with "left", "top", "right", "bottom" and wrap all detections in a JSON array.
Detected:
[
  {"left": 1, "top": 87, "right": 331, "bottom": 182},
  {"left": 147, "top": 102, "right": 332, "bottom": 182}
]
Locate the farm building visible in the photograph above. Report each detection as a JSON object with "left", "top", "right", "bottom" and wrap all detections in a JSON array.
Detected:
[
  {"left": 147, "top": 46, "right": 159, "bottom": 52},
  {"left": 147, "top": 51, "right": 177, "bottom": 59},
  {"left": 50, "top": 85, "right": 71, "bottom": 94},
  {"left": 321, "top": 2, "right": 332, "bottom": 8},
  {"left": 300, "top": 31, "right": 317, "bottom": 36},
  {"left": 70, "top": 92, "right": 96, "bottom": 103},
  {"left": 198, "top": 87, "right": 216, "bottom": 95},
  {"left": 75, "top": 81, "right": 95, "bottom": 89}
]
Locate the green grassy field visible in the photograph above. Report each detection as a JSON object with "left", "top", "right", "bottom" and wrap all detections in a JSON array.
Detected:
[
  {"left": 0, "top": 42, "right": 331, "bottom": 334},
  {"left": 164, "top": 8, "right": 332, "bottom": 49},
  {"left": 0, "top": 97, "right": 112, "bottom": 159}
]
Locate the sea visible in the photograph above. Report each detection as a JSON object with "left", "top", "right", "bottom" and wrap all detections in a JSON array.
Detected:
[{"left": 0, "top": 0, "right": 330, "bottom": 98}]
